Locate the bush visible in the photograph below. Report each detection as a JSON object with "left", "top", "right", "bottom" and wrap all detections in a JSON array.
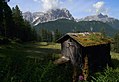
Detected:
[{"left": 91, "top": 68, "right": 119, "bottom": 82}]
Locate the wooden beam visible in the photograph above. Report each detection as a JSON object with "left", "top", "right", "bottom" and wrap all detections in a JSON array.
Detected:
[{"left": 54, "top": 56, "right": 70, "bottom": 64}]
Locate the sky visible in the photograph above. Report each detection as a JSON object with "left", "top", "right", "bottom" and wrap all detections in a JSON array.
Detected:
[{"left": 8, "top": 0, "right": 119, "bottom": 19}]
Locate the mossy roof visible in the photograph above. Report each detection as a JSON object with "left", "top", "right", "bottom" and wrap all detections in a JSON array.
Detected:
[{"left": 57, "top": 32, "right": 113, "bottom": 47}]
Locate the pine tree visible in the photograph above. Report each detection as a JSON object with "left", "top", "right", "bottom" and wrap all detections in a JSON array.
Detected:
[
  {"left": 0, "top": 0, "right": 4, "bottom": 36},
  {"left": 54, "top": 29, "right": 61, "bottom": 42},
  {"left": 3, "top": 1, "right": 14, "bottom": 38},
  {"left": 0, "top": 0, "right": 14, "bottom": 38},
  {"left": 12, "top": 5, "right": 37, "bottom": 42},
  {"left": 47, "top": 31, "right": 53, "bottom": 42},
  {"left": 100, "top": 27, "right": 106, "bottom": 38},
  {"left": 113, "top": 32, "right": 119, "bottom": 53},
  {"left": 39, "top": 28, "right": 54, "bottom": 42},
  {"left": 40, "top": 28, "right": 48, "bottom": 42},
  {"left": 12, "top": 5, "right": 24, "bottom": 40},
  {"left": 0, "top": 2, "right": 36, "bottom": 43}
]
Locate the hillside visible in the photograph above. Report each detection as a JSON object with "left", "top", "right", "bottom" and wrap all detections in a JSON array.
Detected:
[
  {"left": 34, "top": 19, "right": 117, "bottom": 36},
  {"left": 106, "top": 19, "right": 119, "bottom": 29}
]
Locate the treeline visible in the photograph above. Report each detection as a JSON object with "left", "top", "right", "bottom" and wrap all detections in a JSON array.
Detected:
[
  {"left": 0, "top": 0, "right": 36, "bottom": 44},
  {"left": 34, "top": 19, "right": 117, "bottom": 36},
  {"left": 112, "top": 32, "right": 119, "bottom": 53},
  {"left": 38, "top": 28, "right": 62, "bottom": 42},
  {"left": 38, "top": 27, "right": 119, "bottom": 54}
]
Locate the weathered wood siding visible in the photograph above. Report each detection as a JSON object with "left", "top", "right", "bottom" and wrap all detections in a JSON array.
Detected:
[
  {"left": 85, "top": 44, "right": 111, "bottom": 72},
  {"left": 60, "top": 38, "right": 111, "bottom": 73},
  {"left": 61, "top": 39, "right": 83, "bottom": 66}
]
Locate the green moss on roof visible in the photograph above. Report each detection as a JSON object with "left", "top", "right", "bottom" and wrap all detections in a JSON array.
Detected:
[{"left": 67, "top": 32, "right": 113, "bottom": 47}]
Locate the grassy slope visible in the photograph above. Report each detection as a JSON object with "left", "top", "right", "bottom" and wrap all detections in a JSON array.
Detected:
[{"left": 0, "top": 42, "right": 119, "bottom": 82}]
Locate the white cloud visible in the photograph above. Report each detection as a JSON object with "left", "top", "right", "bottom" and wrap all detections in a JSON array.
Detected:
[
  {"left": 41, "top": 0, "right": 60, "bottom": 11},
  {"left": 33, "top": 0, "right": 75, "bottom": 12},
  {"left": 33, "top": 0, "right": 60, "bottom": 11},
  {"left": 93, "top": 1, "right": 104, "bottom": 9},
  {"left": 92, "top": 1, "right": 108, "bottom": 14}
]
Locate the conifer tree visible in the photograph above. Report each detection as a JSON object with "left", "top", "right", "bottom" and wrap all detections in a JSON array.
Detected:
[
  {"left": 54, "top": 29, "right": 61, "bottom": 41},
  {"left": 113, "top": 32, "right": 119, "bottom": 53},
  {"left": 12, "top": 5, "right": 37, "bottom": 42},
  {"left": 0, "top": 0, "right": 4, "bottom": 36},
  {"left": 0, "top": 0, "right": 13, "bottom": 38}
]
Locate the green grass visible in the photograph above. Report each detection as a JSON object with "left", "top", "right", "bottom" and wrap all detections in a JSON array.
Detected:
[
  {"left": 0, "top": 42, "right": 72, "bottom": 82},
  {"left": 0, "top": 42, "right": 119, "bottom": 82},
  {"left": 111, "top": 52, "right": 119, "bottom": 69},
  {"left": 90, "top": 52, "right": 119, "bottom": 82}
]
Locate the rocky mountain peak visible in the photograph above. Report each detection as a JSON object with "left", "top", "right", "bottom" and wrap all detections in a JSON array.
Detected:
[
  {"left": 78, "top": 13, "right": 116, "bottom": 23},
  {"left": 76, "top": 13, "right": 119, "bottom": 29},
  {"left": 22, "top": 11, "right": 33, "bottom": 23},
  {"left": 23, "top": 8, "right": 74, "bottom": 26},
  {"left": 97, "top": 13, "right": 108, "bottom": 18}
]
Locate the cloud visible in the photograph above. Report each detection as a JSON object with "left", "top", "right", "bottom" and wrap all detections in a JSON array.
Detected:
[
  {"left": 93, "top": 1, "right": 104, "bottom": 9},
  {"left": 33, "top": 0, "right": 60, "bottom": 11},
  {"left": 93, "top": 1, "right": 104, "bottom": 13},
  {"left": 41, "top": 0, "right": 60, "bottom": 11},
  {"left": 92, "top": 1, "right": 108, "bottom": 14},
  {"left": 33, "top": 0, "right": 75, "bottom": 12}
]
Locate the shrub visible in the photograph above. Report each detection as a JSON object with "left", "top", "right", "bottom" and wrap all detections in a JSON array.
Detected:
[{"left": 91, "top": 68, "right": 119, "bottom": 82}]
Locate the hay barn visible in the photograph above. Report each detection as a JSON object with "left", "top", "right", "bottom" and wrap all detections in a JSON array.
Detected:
[{"left": 54, "top": 32, "right": 113, "bottom": 82}]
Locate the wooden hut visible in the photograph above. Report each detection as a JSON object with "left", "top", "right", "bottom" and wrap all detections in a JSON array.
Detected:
[{"left": 54, "top": 32, "right": 113, "bottom": 82}]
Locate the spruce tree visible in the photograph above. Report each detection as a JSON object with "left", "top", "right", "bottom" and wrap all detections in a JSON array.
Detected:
[
  {"left": 54, "top": 29, "right": 61, "bottom": 41},
  {"left": 0, "top": 0, "right": 4, "bottom": 36},
  {"left": 0, "top": 0, "right": 14, "bottom": 38},
  {"left": 113, "top": 32, "right": 119, "bottom": 53},
  {"left": 12, "top": 5, "right": 24, "bottom": 40},
  {"left": 12, "top": 5, "right": 37, "bottom": 42},
  {"left": 3, "top": 1, "right": 14, "bottom": 38}
]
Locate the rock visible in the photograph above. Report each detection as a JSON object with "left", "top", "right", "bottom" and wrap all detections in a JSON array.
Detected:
[{"left": 22, "top": 8, "right": 74, "bottom": 26}]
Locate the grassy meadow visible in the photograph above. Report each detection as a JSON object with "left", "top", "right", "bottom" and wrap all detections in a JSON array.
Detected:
[{"left": 0, "top": 42, "right": 119, "bottom": 82}]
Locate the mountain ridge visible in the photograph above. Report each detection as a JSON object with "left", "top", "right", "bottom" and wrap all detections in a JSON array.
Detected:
[
  {"left": 23, "top": 9, "right": 119, "bottom": 30},
  {"left": 78, "top": 13, "right": 119, "bottom": 29},
  {"left": 23, "top": 8, "right": 74, "bottom": 26},
  {"left": 22, "top": 8, "right": 119, "bottom": 36}
]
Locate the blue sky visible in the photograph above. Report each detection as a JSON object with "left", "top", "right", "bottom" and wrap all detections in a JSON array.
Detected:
[{"left": 8, "top": 0, "right": 119, "bottom": 19}]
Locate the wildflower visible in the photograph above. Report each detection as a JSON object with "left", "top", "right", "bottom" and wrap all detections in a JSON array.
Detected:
[{"left": 79, "top": 75, "right": 84, "bottom": 81}]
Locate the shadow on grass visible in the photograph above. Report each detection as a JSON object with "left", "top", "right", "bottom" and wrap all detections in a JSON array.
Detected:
[
  {"left": 0, "top": 44, "right": 73, "bottom": 82},
  {"left": 111, "top": 59, "right": 119, "bottom": 69},
  {"left": 0, "top": 42, "right": 74, "bottom": 82}
]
